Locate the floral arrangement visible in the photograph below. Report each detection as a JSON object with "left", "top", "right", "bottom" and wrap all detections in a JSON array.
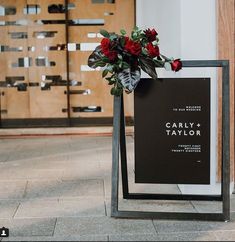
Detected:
[{"left": 88, "top": 27, "right": 182, "bottom": 96}]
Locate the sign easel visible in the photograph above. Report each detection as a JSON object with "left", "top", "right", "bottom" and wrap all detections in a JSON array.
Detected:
[{"left": 111, "top": 60, "right": 230, "bottom": 221}]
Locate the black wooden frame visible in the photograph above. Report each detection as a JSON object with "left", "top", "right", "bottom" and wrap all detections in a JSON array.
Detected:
[{"left": 111, "top": 60, "right": 230, "bottom": 221}]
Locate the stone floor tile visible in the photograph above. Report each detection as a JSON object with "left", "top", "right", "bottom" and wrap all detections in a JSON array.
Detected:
[
  {"left": 0, "top": 218, "right": 56, "bottom": 237},
  {"left": 231, "top": 212, "right": 235, "bottom": 220},
  {"left": 25, "top": 179, "right": 104, "bottom": 198},
  {"left": 231, "top": 196, "right": 235, "bottom": 212},
  {"left": 0, "top": 201, "right": 19, "bottom": 219},
  {"left": 2, "top": 235, "right": 108, "bottom": 241},
  {"left": 0, "top": 156, "right": 68, "bottom": 170},
  {"left": 7, "top": 149, "right": 43, "bottom": 163},
  {"left": 69, "top": 137, "right": 100, "bottom": 150},
  {"left": 54, "top": 217, "right": 156, "bottom": 236},
  {"left": 58, "top": 197, "right": 105, "bottom": 217},
  {"left": 61, "top": 161, "right": 102, "bottom": 180},
  {"left": 153, "top": 220, "right": 215, "bottom": 233},
  {"left": 0, "top": 168, "right": 64, "bottom": 180},
  {"left": 109, "top": 232, "right": 218, "bottom": 241},
  {"left": 15, "top": 197, "right": 105, "bottom": 218},
  {"left": 109, "top": 234, "right": 158, "bottom": 241},
  {"left": 105, "top": 199, "right": 197, "bottom": 216},
  {"left": 0, "top": 182, "right": 26, "bottom": 199},
  {"left": 0, "top": 154, "right": 9, "bottom": 162},
  {"left": 68, "top": 150, "right": 99, "bottom": 163},
  {"left": 128, "top": 184, "right": 182, "bottom": 195},
  {"left": 209, "top": 220, "right": 235, "bottom": 231},
  {"left": 191, "top": 201, "right": 222, "bottom": 213},
  {"left": 214, "top": 231, "right": 235, "bottom": 241}
]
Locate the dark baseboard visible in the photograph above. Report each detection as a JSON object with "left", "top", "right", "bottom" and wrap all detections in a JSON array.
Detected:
[{"left": 0, "top": 117, "right": 134, "bottom": 128}]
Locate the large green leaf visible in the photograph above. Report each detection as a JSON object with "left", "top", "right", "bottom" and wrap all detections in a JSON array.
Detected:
[
  {"left": 139, "top": 56, "right": 158, "bottom": 80},
  {"left": 88, "top": 46, "right": 104, "bottom": 68},
  {"left": 117, "top": 68, "right": 141, "bottom": 92}
]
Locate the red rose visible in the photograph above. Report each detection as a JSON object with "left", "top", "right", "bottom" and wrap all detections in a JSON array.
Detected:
[
  {"left": 146, "top": 43, "right": 160, "bottom": 57},
  {"left": 106, "top": 50, "right": 118, "bottom": 61},
  {"left": 101, "top": 38, "right": 110, "bottom": 53},
  {"left": 171, "top": 59, "right": 182, "bottom": 72},
  {"left": 144, "top": 28, "right": 158, "bottom": 42},
  {"left": 124, "top": 39, "right": 142, "bottom": 56},
  {"left": 101, "top": 38, "right": 117, "bottom": 61}
]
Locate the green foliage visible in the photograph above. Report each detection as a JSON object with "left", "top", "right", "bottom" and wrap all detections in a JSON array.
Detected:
[
  {"left": 87, "top": 26, "right": 182, "bottom": 96},
  {"left": 102, "top": 69, "right": 109, "bottom": 78},
  {"left": 100, "top": 29, "right": 110, "bottom": 38},
  {"left": 120, "top": 29, "right": 127, "bottom": 36},
  {"left": 139, "top": 56, "right": 158, "bottom": 80}
]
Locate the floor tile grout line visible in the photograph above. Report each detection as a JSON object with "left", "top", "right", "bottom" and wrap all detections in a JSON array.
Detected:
[
  {"left": 189, "top": 200, "right": 200, "bottom": 213},
  {"left": 22, "top": 181, "right": 29, "bottom": 199},
  {"left": 102, "top": 179, "right": 106, "bottom": 198},
  {"left": 151, "top": 219, "right": 159, "bottom": 234},
  {"left": 52, "top": 218, "right": 57, "bottom": 237},
  {"left": 213, "top": 231, "right": 222, "bottom": 242},
  {"left": 12, "top": 202, "right": 21, "bottom": 218},
  {"left": 104, "top": 200, "right": 107, "bottom": 216}
]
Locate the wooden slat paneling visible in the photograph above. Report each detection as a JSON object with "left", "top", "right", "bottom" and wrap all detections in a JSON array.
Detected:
[{"left": 217, "top": 0, "right": 235, "bottom": 181}]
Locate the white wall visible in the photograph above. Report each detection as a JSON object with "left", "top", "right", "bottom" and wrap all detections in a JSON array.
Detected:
[
  {"left": 136, "top": 0, "right": 229, "bottom": 194},
  {"left": 136, "top": 0, "right": 217, "bottom": 74},
  {"left": 136, "top": 0, "right": 181, "bottom": 58}
]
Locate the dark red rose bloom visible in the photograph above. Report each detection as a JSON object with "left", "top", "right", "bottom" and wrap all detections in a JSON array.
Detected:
[
  {"left": 101, "top": 38, "right": 110, "bottom": 53},
  {"left": 106, "top": 50, "right": 118, "bottom": 61},
  {"left": 124, "top": 39, "right": 142, "bottom": 56},
  {"left": 146, "top": 43, "right": 160, "bottom": 57},
  {"left": 144, "top": 28, "right": 158, "bottom": 42},
  {"left": 100, "top": 38, "right": 117, "bottom": 61},
  {"left": 171, "top": 59, "right": 182, "bottom": 72}
]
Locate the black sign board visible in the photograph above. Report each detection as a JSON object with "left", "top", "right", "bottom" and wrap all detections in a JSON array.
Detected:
[{"left": 134, "top": 78, "right": 210, "bottom": 185}]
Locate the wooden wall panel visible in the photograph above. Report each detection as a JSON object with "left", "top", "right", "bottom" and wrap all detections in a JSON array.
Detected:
[
  {"left": 29, "top": 87, "right": 67, "bottom": 118},
  {"left": 6, "top": 89, "right": 29, "bottom": 118},
  {"left": 0, "top": 0, "right": 135, "bottom": 123},
  {"left": 217, "top": 0, "right": 235, "bottom": 181},
  {"left": 68, "top": 0, "right": 135, "bottom": 119}
]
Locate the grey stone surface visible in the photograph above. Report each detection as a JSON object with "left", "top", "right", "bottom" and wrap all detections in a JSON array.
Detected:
[
  {"left": 214, "top": 231, "right": 235, "bottom": 241},
  {"left": 15, "top": 197, "right": 105, "bottom": 218},
  {"left": 153, "top": 220, "right": 216, "bottom": 233},
  {"left": 231, "top": 195, "right": 235, "bottom": 212},
  {"left": 54, "top": 217, "right": 156, "bottom": 236},
  {"left": 109, "top": 232, "right": 218, "bottom": 241},
  {"left": 0, "top": 201, "right": 19, "bottom": 218},
  {"left": 105, "top": 199, "right": 197, "bottom": 216},
  {"left": 128, "top": 184, "right": 182, "bottom": 195},
  {"left": 231, "top": 212, "right": 235, "bottom": 220},
  {"left": 109, "top": 234, "right": 159, "bottom": 241},
  {"left": 0, "top": 218, "right": 56, "bottom": 237},
  {"left": 122, "top": 199, "right": 195, "bottom": 212},
  {"left": 209, "top": 220, "right": 235, "bottom": 231},
  {"left": 25, "top": 179, "right": 104, "bottom": 198},
  {"left": 0, "top": 169, "right": 64, "bottom": 180},
  {"left": 0, "top": 136, "right": 235, "bottom": 242},
  {"left": 2, "top": 235, "right": 108, "bottom": 241},
  {"left": 0, "top": 182, "right": 26, "bottom": 199},
  {"left": 62, "top": 160, "right": 102, "bottom": 180},
  {"left": 192, "top": 201, "right": 222, "bottom": 213}
]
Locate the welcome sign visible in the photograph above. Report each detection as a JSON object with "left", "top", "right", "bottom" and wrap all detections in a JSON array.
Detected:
[{"left": 134, "top": 78, "right": 210, "bottom": 184}]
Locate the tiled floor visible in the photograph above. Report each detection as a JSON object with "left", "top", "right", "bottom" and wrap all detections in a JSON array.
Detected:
[{"left": 0, "top": 135, "right": 234, "bottom": 241}]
